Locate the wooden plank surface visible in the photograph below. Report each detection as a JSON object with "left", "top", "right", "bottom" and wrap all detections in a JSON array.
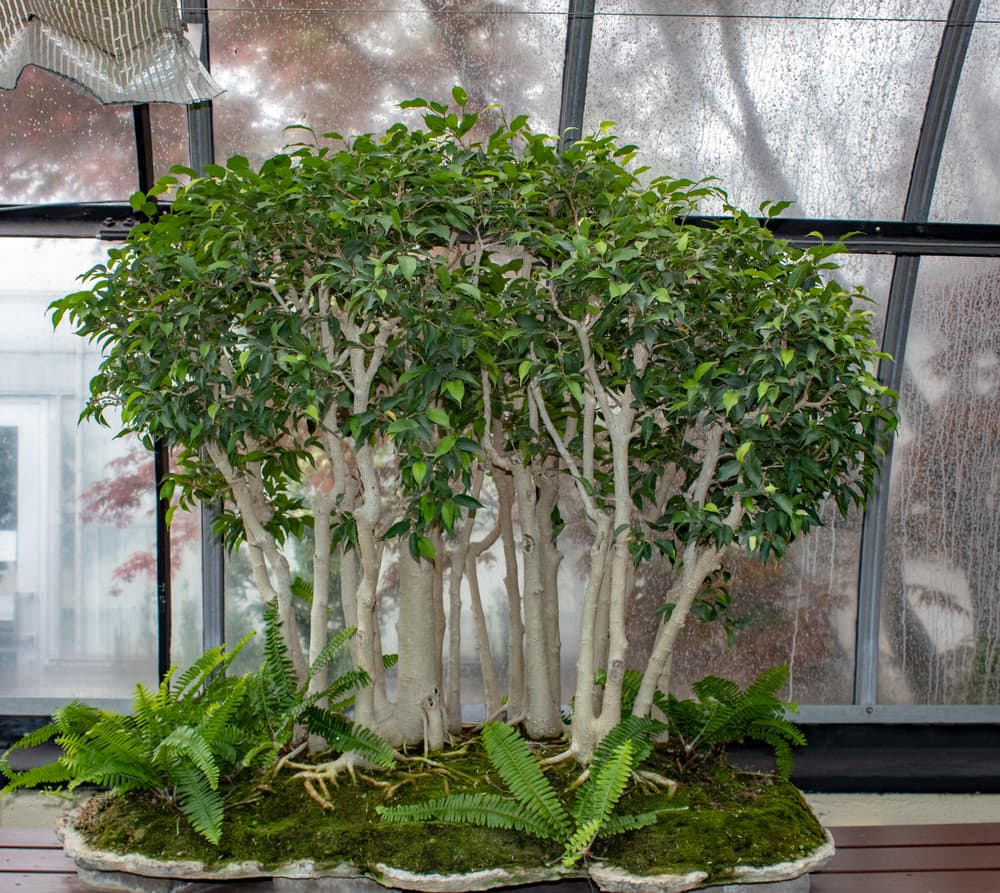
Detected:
[
  {"left": 824, "top": 842, "right": 1000, "bottom": 872},
  {"left": 0, "top": 845, "right": 77, "bottom": 872},
  {"left": 0, "top": 874, "right": 89, "bottom": 892},
  {"left": 811, "top": 870, "right": 1000, "bottom": 893},
  {"left": 2, "top": 822, "right": 999, "bottom": 892},
  {"left": 0, "top": 827, "right": 61, "bottom": 848},
  {"left": 831, "top": 822, "right": 1000, "bottom": 847}
]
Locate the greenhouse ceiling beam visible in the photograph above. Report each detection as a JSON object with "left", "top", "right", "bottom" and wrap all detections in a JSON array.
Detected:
[{"left": 854, "top": 0, "right": 980, "bottom": 710}]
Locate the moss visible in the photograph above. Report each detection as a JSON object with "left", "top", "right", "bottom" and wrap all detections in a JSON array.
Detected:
[{"left": 77, "top": 744, "right": 824, "bottom": 882}]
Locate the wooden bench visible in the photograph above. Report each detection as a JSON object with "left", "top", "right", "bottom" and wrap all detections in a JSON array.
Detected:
[{"left": 4, "top": 823, "right": 1000, "bottom": 891}]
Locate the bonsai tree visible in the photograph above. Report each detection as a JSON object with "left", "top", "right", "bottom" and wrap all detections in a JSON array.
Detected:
[{"left": 52, "top": 88, "right": 896, "bottom": 765}]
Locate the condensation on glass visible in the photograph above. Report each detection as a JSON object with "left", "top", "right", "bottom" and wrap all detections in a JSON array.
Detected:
[
  {"left": 584, "top": 1, "right": 948, "bottom": 219},
  {"left": 207, "top": 0, "right": 566, "bottom": 165},
  {"left": 0, "top": 66, "right": 189, "bottom": 203},
  {"left": 928, "top": 15, "right": 1000, "bottom": 223},
  {"left": 878, "top": 257, "right": 1000, "bottom": 705},
  {"left": 0, "top": 239, "right": 158, "bottom": 712}
]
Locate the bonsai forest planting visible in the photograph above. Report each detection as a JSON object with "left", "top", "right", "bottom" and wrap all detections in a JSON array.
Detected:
[{"left": 3, "top": 89, "right": 896, "bottom": 886}]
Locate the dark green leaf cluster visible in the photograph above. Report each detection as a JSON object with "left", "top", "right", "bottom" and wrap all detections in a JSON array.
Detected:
[
  {"left": 377, "top": 720, "right": 673, "bottom": 867},
  {"left": 1, "top": 606, "right": 392, "bottom": 844},
  {"left": 662, "top": 665, "right": 806, "bottom": 777},
  {"left": 48, "top": 90, "right": 896, "bottom": 569}
]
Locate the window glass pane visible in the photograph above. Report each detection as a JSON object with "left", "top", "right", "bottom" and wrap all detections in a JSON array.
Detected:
[
  {"left": 168, "top": 500, "right": 204, "bottom": 672},
  {"left": 0, "top": 68, "right": 189, "bottom": 203},
  {"left": 208, "top": 0, "right": 566, "bottom": 166},
  {"left": 584, "top": 2, "right": 946, "bottom": 218},
  {"left": 658, "top": 254, "right": 893, "bottom": 704},
  {"left": 0, "top": 239, "right": 157, "bottom": 712},
  {"left": 879, "top": 258, "right": 1000, "bottom": 704},
  {"left": 928, "top": 18, "right": 1000, "bottom": 222}
]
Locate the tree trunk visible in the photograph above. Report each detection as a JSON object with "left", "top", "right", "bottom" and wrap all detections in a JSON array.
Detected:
[
  {"left": 396, "top": 546, "right": 447, "bottom": 751},
  {"left": 512, "top": 461, "right": 563, "bottom": 739},
  {"left": 537, "top": 467, "right": 563, "bottom": 710},
  {"left": 495, "top": 469, "right": 526, "bottom": 721}
]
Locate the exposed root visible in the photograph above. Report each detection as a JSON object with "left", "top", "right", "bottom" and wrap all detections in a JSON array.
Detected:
[
  {"left": 633, "top": 768, "right": 679, "bottom": 797},
  {"left": 266, "top": 741, "right": 308, "bottom": 780},
  {"left": 540, "top": 747, "right": 578, "bottom": 767},
  {"left": 288, "top": 751, "right": 376, "bottom": 807}
]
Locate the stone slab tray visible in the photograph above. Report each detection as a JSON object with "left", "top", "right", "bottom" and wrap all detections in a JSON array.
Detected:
[{"left": 58, "top": 810, "right": 834, "bottom": 893}]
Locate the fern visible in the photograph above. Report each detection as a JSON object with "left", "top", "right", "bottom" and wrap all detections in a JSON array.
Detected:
[
  {"left": 2, "top": 607, "right": 391, "bottom": 845},
  {"left": 378, "top": 720, "right": 672, "bottom": 867},
  {"left": 300, "top": 708, "right": 394, "bottom": 769},
  {"left": 664, "top": 665, "right": 806, "bottom": 776},
  {"left": 172, "top": 758, "right": 225, "bottom": 845},
  {"left": 380, "top": 791, "right": 562, "bottom": 841},
  {"left": 480, "top": 722, "right": 570, "bottom": 839},
  {"left": 245, "top": 600, "right": 393, "bottom": 772}
]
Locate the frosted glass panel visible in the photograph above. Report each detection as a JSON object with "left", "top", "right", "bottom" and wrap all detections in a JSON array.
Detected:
[
  {"left": 0, "top": 240, "right": 158, "bottom": 711},
  {"left": 929, "top": 18, "right": 1000, "bottom": 222},
  {"left": 585, "top": 1, "right": 945, "bottom": 218},
  {"left": 879, "top": 258, "right": 1000, "bottom": 704},
  {"left": 209, "top": 0, "right": 565, "bottom": 165}
]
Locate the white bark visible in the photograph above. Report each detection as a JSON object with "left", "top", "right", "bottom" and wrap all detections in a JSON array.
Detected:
[
  {"left": 466, "top": 523, "right": 503, "bottom": 720},
  {"left": 396, "top": 547, "right": 446, "bottom": 750},
  {"left": 512, "top": 459, "right": 562, "bottom": 739}
]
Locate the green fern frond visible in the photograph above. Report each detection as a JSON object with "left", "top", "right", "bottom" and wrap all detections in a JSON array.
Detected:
[
  {"left": 172, "top": 643, "right": 232, "bottom": 702},
  {"left": 746, "top": 664, "right": 791, "bottom": 699},
  {"left": 132, "top": 683, "right": 167, "bottom": 748},
  {"left": 301, "top": 707, "right": 394, "bottom": 768},
  {"left": 156, "top": 726, "right": 220, "bottom": 790},
  {"left": 382, "top": 653, "right": 399, "bottom": 670},
  {"left": 690, "top": 675, "right": 743, "bottom": 706},
  {"left": 572, "top": 739, "right": 635, "bottom": 827},
  {"left": 561, "top": 817, "right": 601, "bottom": 867},
  {"left": 601, "top": 809, "right": 674, "bottom": 837},
  {"left": 1, "top": 722, "right": 61, "bottom": 789},
  {"left": 322, "top": 668, "right": 372, "bottom": 704},
  {"left": 588, "top": 716, "right": 663, "bottom": 774},
  {"left": 260, "top": 601, "right": 298, "bottom": 713},
  {"left": 197, "top": 676, "right": 250, "bottom": 751},
  {"left": 664, "top": 666, "right": 805, "bottom": 774},
  {"left": 481, "top": 723, "right": 570, "bottom": 839},
  {"left": 1, "top": 757, "right": 74, "bottom": 793},
  {"left": 377, "top": 792, "right": 561, "bottom": 842},
  {"left": 172, "top": 759, "right": 224, "bottom": 845},
  {"left": 305, "top": 626, "right": 357, "bottom": 688}
]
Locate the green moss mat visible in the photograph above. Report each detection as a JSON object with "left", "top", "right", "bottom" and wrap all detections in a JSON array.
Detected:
[{"left": 77, "top": 744, "right": 826, "bottom": 883}]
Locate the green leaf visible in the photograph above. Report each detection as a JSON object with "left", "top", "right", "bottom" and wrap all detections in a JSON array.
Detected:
[
  {"left": 451, "top": 85, "right": 468, "bottom": 106},
  {"left": 412, "top": 461, "right": 428, "bottom": 485},
  {"left": 434, "top": 435, "right": 458, "bottom": 457},
  {"left": 736, "top": 442, "right": 752, "bottom": 463},
  {"left": 443, "top": 379, "right": 465, "bottom": 406},
  {"left": 722, "top": 390, "right": 739, "bottom": 414},
  {"left": 426, "top": 407, "right": 451, "bottom": 428},
  {"left": 398, "top": 255, "right": 417, "bottom": 280},
  {"left": 780, "top": 348, "right": 795, "bottom": 368}
]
